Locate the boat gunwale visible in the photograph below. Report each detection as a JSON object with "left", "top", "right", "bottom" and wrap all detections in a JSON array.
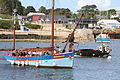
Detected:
[{"left": 4, "top": 52, "right": 73, "bottom": 57}]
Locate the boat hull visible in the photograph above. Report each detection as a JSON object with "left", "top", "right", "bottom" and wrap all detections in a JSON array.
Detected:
[
  {"left": 4, "top": 52, "right": 74, "bottom": 68},
  {"left": 96, "top": 38, "right": 111, "bottom": 43},
  {"left": 75, "top": 49, "right": 110, "bottom": 58}
]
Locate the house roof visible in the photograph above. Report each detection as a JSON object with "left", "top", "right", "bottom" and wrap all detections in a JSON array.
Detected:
[
  {"left": 67, "top": 18, "right": 75, "bottom": 20},
  {"left": 27, "top": 12, "right": 45, "bottom": 16},
  {"left": 80, "top": 19, "right": 98, "bottom": 22},
  {"left": 98, "top": 20, "right": 120, "bottom": 24}
]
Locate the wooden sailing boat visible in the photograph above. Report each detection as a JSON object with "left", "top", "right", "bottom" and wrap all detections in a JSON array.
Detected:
[{"left": 1, "top": 0, "right": 74, "bottom": 68}]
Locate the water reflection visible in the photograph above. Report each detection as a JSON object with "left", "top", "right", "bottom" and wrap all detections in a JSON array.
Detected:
[
  {"left": 0, "top": 65, "right": 73, "bottom": 80},
  {"left": 0, "top": 40, "right": 120, "bottom": 80}
]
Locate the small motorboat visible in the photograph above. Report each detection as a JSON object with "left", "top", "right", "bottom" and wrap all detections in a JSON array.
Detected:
[
  {"left": 95, "top": 33, "right": 110, "bottom": 43},
  {"left": 75, "top": 44, "right": 111, "bottom": 58}
]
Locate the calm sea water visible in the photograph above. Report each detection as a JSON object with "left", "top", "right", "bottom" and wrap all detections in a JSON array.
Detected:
[{"left": 0, "top": 40, "right": 120, "bottom": 80}]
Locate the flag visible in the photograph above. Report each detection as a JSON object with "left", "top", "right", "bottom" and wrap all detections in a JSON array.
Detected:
[
  {"left": 20, "top": 25, "right": 30, "bottom": 32},
  {"left": 17, "top": 15, "right": 22, "bottom": 19},
  {"left": 19, "top": 21, "right": 25, "bottom": 25}
]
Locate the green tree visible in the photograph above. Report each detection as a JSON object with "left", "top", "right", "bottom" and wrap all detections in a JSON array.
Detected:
[
  {"left": 39, "top": 6, "right": 47, "bottom": 14},
  {"left": 0, "top": 0, "right": 11, "bottom": 14},
  {"left": 100, "top": 11, "right": 107, "bottom": 16},
  {"left": 71, "top": 13, "right": 78, "bottom": 18},
  {"left": 0, "top": 0, "right": 24, "bottom": 15},
  {"left": 23, "top": 6, "right": 36, "bottom": 15},
  {"left": 108, "top": 9, "right": 116, "bottom": 15},
  {"left": 77, "top": 4, "right": 99, "bottom": 19},
  {"left": 46, "top": 9, "right": 51, "bottom": 15},
  {"left": 38, "top": 7, "right": 72, "bottom": 18},
  {"left": 15, "top": 0, "right": 25, "bottom": 15},
  {"left": 55, "top": 8, "right": 72, "bottom": 18}
]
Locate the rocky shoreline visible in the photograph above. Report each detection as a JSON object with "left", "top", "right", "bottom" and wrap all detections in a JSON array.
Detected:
[
  {"left": 0, "top": 29, "right": 94, "bottom": 42},
  {"left": 0, "top": 29, "right": 119, "bottom": 42}
]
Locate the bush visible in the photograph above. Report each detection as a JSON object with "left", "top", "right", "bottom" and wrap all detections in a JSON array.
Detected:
[
  {"left": 0, "top": 14, "right": 12, "bottom": 19},
  {"left": 0, "top": 20, "right": 12, "bottom": 29},
  {"left": 0, "top": 20, "right": 20, "bottom": 29},
  {"left": 0, "top": 20, "right": 42, "bottom": 29},
  {"left": 25, "top": 23, "right": 42, "bottom": 29}
]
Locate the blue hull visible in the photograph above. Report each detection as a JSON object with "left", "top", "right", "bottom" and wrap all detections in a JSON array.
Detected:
[
  {"left": 4, "top": 52, "right": 74, "bottom": 68},
  {"left": 96, "top": 38, "right": 110, "bottom": 43}
]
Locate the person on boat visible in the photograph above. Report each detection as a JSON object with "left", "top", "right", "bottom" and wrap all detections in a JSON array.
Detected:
[
  {"left": 65, "top": 33, "right": 74, "bottom": 42},
  {"left": 54, "top": 50, "right": 57, "bottom": 54},
  {"left": 25, "top": 51, "right": 29, "bottom": 55},
  {"left": 12, "top": 52, "right": 16, "bottom": 56},
  {"left": 46, "top": 52, "right": 49, "bottom": 55},
  {"left": 15, "top": 51, "right": 20, "bottom": 56},
  {"left": 56, "top": 45, "right": 62, "bottom": 53},
  {"left": 98, "top": 44, "right": 108, "bottom": 53},
  {"left": 56, "top": 45, "right": 60, "bottom": 48},
  {"left": 12, "top": 50, "right": 18, "bottom": 56},
  {"left": 20, "top": 51, "right": 23, "bottom": 56},
  {"left": 28, "top": 51, "right": 32, "bottom": 55},
  {"left": 69, "top": 42, "right": 74, "bottom": 52}
]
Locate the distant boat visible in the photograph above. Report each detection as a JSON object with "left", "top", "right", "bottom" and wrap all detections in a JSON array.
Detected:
[
  {"left": 75, "top": 44, "right": 111, "bottom": 58},
  {"left": 95, "top": 33, "right": 110, "bottom": 43},
  {"left": 74, "top": 32, "right": 111, "bottom": 58},
  {"left": 0, "top": 0, "right": 75, "bottom": 69}
]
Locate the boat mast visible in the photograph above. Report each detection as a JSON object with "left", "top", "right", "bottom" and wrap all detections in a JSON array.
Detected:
[
  {"left": 51, "top": 0, "right": 54, "bottom": 49},
  {"left": 13, "top": 9, "right": 17, "bottom": 50},
  {"left": 63, "top": 14, "right": 84, "bottom": 52}
]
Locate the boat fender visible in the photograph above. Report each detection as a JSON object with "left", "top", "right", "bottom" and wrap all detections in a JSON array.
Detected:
[
  {"left": 11, "top": 60, "right": 15, "bottom": 65},
  {"left": 22, "top": 61, "right": 25, "bottom": 66},
  {"left": 25, "top": 61, "right": 28, "bottom": 65},
  {"left": 35, "top": 62, "right": 39, "bottom": 67},
  {"left": 53, "top": 62, "right": 57, "bottom": 66},
  {"left": 80, "top": 53, "right": 82, "bottom": 56},
  {"left": 18, "top": 61, "right": 20, "bottom": 66},
  {"left": 92, "top": 54, "right": 95, "bottom": 56},
  {"left": 106, "top": 49, "right": 110, "bottom": 53},
  {"left": 107, "top": 56, "right": 112, "bottom": 59}
]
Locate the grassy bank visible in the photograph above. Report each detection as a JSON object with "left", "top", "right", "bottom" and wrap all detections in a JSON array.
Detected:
[
  {"left": 0, "top": 19, "right": 42, "bottom": 29},
  {"left": 0, "top": 14, "right": 12, "bottom": 19}
]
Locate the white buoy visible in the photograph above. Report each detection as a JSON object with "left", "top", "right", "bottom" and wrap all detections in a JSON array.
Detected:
[{"left": 107, "top": 56, "right": 112, "bottom": 59}]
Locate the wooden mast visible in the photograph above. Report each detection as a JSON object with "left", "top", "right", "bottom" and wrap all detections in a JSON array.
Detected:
[
  {"left": 51, "top": 0, "right": 54, "bottom": 51},
  {"left": 63, "top": 14, "right": 84, "bottom": 52},
  {"left": 13, "top": 9, "right": 17, "bottom": 50}
]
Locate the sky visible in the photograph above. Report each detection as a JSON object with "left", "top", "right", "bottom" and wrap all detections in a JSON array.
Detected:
[{"left": 19, "top": 0, "right": 120, "bottom": 12}]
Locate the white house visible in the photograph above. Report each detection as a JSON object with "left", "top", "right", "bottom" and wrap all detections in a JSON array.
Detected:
[
  {"left": 97, "top": 19, "right": 120, "bottom": 29},
  {"left": 27, "top": 12, "right": 45, "bottom": 16}
]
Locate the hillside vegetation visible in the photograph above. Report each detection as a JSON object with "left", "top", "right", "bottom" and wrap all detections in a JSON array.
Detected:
[
  {"left": 0, "top": 20, "right": 42, "bottom": 29},
  {"left": 0, "top": 14, "right": 12, "bottom": 19}
]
